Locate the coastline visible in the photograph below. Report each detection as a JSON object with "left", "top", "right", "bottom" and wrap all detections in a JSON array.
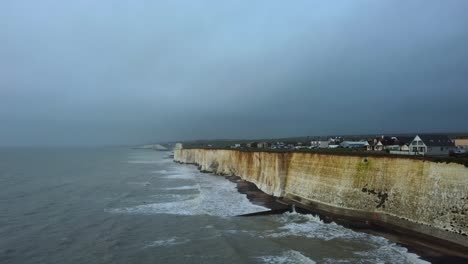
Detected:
[
  {"left": 174, "top": 148, "right": 468, "bottom": 245},
  {"left": 223, "top": 173, "right": 468, "bottom": 264},
  {"left": 174, "top": 146, "right": 468, "bottom": 262}
]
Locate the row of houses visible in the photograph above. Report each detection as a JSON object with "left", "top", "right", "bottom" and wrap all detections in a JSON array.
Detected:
[
  {"left": 231, "top": 141, "right": 295, "bottom": 149},
  {"left": 312, "top": 134, "right": 461, "bottom": 156},
  {"left": 230, "top": 134, "right": 467, "bottom": 156}
]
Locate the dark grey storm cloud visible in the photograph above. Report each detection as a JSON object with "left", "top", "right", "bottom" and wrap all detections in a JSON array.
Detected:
[{"left": 1, "top": 1, "right": 468, "bottom": 146}]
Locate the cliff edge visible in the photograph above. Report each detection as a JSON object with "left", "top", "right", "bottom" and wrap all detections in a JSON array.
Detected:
[{"left": 174, "top": 147, "right": 468, "bottom": 247}]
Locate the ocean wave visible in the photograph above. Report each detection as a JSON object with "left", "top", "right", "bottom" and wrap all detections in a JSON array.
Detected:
[
  {"left": 150, "top": 193, "right": 197, "bottom": 201},
  {"left": 257, "top": 250, "right": 316, "bottom": 264},
  {"left": 266, "top": 212, "right": 368, "bottom": 241},
  {"left": 162, "top": 174, "right": 195, "bottom": 180},
  {"left": 109, "top": 169, "right": 267, "bottom": 217},
  {"left": 265, "top": 212, "right": 428, "bottom": 264},
  {"left": 152, "top": 169, "right": 169, "bottom": 174},
  {"left": 352, "top": 237, "right": 430, "bottom": 264},
  {"left": 162, "top": 185, "right": 199, "bottom": 190},
  {"left": 108, "top": 196, "right": 203, "bottom": 216},
  {"left": 143, "top": 237, "right": 190, "bottom": 248}
]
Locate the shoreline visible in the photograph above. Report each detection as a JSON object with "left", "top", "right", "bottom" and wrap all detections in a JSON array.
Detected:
[
  {"left": 224, "top": 174, "right": 468, "bottom": 264},
  {"left": 174, "top": 148, "right": 468, "bottom": 245}
]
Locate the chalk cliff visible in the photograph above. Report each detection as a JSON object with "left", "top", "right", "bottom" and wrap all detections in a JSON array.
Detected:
[{"left": 174, "top": 147, "right": 468, "bottom": 246}]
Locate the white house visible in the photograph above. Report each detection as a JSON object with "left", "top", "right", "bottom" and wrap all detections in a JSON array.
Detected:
[
  {"left": 311, "top": 138, "right": 330, "bottom": 148},
  {"left": 409, "top": 135, "right": 455, "bottom": 156},
  {"left": 400, "top": 144, "right": 410, "bottom": 151},
  {"left": 367, "top": 141, "right": 384, "bottom": 151},
  {"left": 310, "top": 139, "right": 319, "bottom": 148},
  {"left": 318, "top": 140, "right": 329, "bottom": 148}
]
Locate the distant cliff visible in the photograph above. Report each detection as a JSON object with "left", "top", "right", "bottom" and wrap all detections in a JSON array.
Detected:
[{"left": 174, "top": 147, "right": 468, "bottom": 246}]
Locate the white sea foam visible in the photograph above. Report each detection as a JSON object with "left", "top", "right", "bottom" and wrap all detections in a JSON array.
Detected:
[
  {"left": 150, "top": 193, "right": 197, "bottom": 201},
  {"left": 352, "top": 237, "right": 430, "bottom": 264},
  {"left": 118, "top": 155, "right": 428, "bottom": 264},
  {"left": 163, "top": 185, "right": 199, "bottom": 190},
  {"left": 110, "top": 196, "right": 202, "bottom": 215},
  {"left": 162, "top": 174, "right": 195, "bottom": 180},
  {"left": 321, "top": 259, "right": 352, "bottom": 263},
  {"left": 321, "top": 247, "right": 429, "bottom": 264},
  {"left": 152, "top": 169, "right": 169, "bottom": 174},
  {"left": 143, "top": 237, "right": 189, "bottom": 248},
  {"left": 266, "top": 212, "right": 367, "bottom": 241},
  {"left": 110, "top": 167, "right": 267, "bottom": 217},
  {"left": 257, "top": 250, "right": 316, "bottom": 264},
  {"left": 266, "top": 213, "right": 429, "bottom": 264}
]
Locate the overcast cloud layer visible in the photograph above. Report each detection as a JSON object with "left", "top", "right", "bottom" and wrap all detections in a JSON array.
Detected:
[{"left": 1, "top": 1, "right": 468, "bottom": 146}]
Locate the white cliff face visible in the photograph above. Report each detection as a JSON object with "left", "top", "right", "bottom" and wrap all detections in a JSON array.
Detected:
[{"left": 174, "top": 148, "right": 468, "bottom": 246}]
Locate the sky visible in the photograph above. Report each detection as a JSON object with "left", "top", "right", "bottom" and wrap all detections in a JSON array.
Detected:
[{"left": 1, "top": 1, "right": 468, "bottom": 146}]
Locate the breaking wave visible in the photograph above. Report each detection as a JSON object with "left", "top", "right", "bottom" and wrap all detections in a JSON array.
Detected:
[
  {"left": 257, "top": 250, "right": 316, "bottom": 264},
  {"left": 118, "top": 152, "right": 428, "bottom": 264},
  {"left": 266, "top": 212, "right": 368, "bottom": 241},
  {"left": 264, "top": 212, "right": 429, "bottom": 264},
  {"left": 162, "top": 174, "right": 195, "bottom": 180},
  {"left": 109, "top": 167, "right": 267, "bottom": 217},
  {"left": 162, "top": 185, "right": 199, "bottom": 190},
  {"left": 143, "top": 237, "right": 190, "bottom": 248}
]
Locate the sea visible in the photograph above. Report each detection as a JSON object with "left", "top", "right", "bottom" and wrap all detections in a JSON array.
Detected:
[{"left": 0, "top": 147, "right": 429, "bottom": 264}]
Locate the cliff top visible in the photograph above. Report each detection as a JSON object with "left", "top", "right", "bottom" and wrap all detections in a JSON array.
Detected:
[{"left": 178, "top": 146, "right": 468, "bottom": 167}]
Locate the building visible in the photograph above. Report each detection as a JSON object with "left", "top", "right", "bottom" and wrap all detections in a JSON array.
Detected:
[
  {"left": 409, "top": 135, "right": 455, "bottom": 156},
  {"left": 318, "top": 140, "right": 330, "bottom": 149},
  {"left": 271, "top": 142, "right": 285, "bottom": 149},
  {"left": 368, "top": 136, "right": 413, "bottom": 152},
  {"left": 387, "top": 136, "right": 413, "bottom": 155},
  {"left": 246, "top": 142, "right": 258, "bottom": 148},
  {"left": 310, "top": 139, "right": 319, "bottom": 148},
  {"left": 400, "top": 144, "right": 410, "bottom": 151},
  {"left": 367, "top": 140, "right": 384, "bottom": 151},
  {"left": 340, "top": 141, "right": 369, "bottom": 148},
  {"left": 394, "top": 136, "right": 413, "bottom": 151},
  {"left": 329, "top": 137, "right": 343, "bottom": 144},
  {"left": 257, "top": 142, "right": 270, "bottom": 148},
  {"left": 311, "top": 138, "right": 330, "bottom": 148}
]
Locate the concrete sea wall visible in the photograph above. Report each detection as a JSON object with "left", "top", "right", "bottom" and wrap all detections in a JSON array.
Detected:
[{"left": 174, "top": 147, "right": 468, "bottom": 246}]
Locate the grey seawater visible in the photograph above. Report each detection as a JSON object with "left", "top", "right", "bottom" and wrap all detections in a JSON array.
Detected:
[{"left": 0, "top": 147, "right": 429, "bottom": 264}]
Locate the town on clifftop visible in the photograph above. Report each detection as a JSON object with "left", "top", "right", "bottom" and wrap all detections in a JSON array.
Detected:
[{"left": 178, "top": 133, "right": 468, "bottom": 158}]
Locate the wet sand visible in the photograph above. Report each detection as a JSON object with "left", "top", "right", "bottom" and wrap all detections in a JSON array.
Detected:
[{"left": 226, "top": 175, "right": 468, "bottom": 264}]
